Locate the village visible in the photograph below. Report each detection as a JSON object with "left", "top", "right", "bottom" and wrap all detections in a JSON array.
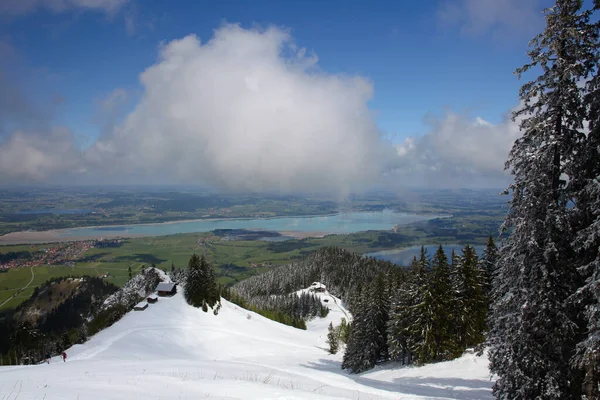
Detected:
[{"left": 0, "top": 239, "right": 123, "bottom": 272}]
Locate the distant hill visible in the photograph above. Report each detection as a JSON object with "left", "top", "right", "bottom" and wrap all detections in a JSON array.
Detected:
[{"left": 232, "top": 247, "right": 400, "bottom": 314}]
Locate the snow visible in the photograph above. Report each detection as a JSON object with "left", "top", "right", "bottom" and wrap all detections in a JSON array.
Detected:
[
  {"left": 134, "top": 301, "right": 148, "bottom": 309},
  {"left": 295, "top": 285, "right": 351, "bottom": 326},
  {"left": 0, "top": 288, "right": 494, "bottom": 399}
]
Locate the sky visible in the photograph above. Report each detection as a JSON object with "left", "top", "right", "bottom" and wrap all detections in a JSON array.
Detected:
[{"left": 0, "top": 0, "right": 556, "bottom": 192}]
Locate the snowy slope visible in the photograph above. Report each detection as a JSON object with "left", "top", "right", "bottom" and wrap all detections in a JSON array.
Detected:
[{"left": 0, "top": 289, "right": 494, "bottom": 399}]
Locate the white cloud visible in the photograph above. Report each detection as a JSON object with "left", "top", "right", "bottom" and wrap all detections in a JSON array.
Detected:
[
  {"left": 390, "top": 107, "right": 522, "bottom": 188},
  {"left": 0, "top": 24, "right": 523, "bottom": 191},
  {"left": 84, "top": 24, "right": 392, "bottom": 193},
  {"left": 437, "top": 0, "right": 544, "bottom": 38},
  {"left": 0, "top": 0, "right": 128, "bottom": 15}
]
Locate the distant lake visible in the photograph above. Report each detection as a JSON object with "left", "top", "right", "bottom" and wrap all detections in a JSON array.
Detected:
[
  {"left": 366, "top": 244, "right": 485, "bottom": 267},
  {"left": 15, "top": 209, "right": 95, "bottom": 215},
  {"left": 55, "top": 210, "right": 441, "bottom": 239}
]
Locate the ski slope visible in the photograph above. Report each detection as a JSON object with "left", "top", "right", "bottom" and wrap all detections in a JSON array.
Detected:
[{"left": 0, "top": 287, "right": 494, "bottom": 399}]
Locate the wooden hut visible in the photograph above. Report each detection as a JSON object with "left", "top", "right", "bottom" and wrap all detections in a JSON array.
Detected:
[
  {"left": 309, "top": 282, "right": 327, "bottom": 293},
  {"left": 134, "top": 301, "right": 148, "bottom": 311},
  {"left": 156, "top": 282, "right": 177, "bottom": 297},
  {"left": 147, "top": 294, "right": 158, "bottom": 304}
]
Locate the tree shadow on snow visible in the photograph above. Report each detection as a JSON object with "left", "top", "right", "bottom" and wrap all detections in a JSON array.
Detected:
[
  {"left": 301, "top": 358, "right": 342, "bottom": 373},
  {"left": 301, "top": 359, "right": 493, "bottom": 400}
]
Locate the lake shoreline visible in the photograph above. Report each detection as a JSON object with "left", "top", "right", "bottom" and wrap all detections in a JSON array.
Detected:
[
  {"left": 0, "top": 211, "right": 444, "bottom": 245},
  {"left": 0, "top": 229, "right": 330, "bottom": 245}
]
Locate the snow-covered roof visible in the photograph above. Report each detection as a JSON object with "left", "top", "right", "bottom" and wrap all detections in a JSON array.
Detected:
[
  {"left": 156, "top": 282, "right": 176, "bottom": 292},
  {"left": 134, "top": 301, "right": 148, "bottom": 309},
  {"left": 147, "top": 294, "right": 158, "bottom": 300},
  {"left": 309, "top": 282, "right": 326, "bottom": 290}
]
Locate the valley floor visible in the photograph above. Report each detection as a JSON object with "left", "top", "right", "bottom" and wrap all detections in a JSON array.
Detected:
[{"left": 0, "top": 290, "right": 494, "bottom": 399}]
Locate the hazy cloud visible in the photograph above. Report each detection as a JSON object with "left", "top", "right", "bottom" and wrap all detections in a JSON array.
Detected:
[
  {"left": 390, "top": 108, "right": 521, "bottom": 188},
  {"left": 0, "top": 127, "right": 82, "bottom": 183},
  {"left": 0, "top": 0, "right": 129, "bottom": 15},
  {"left": 98, "top": 88, "right": 128, "bottom": 113},
  {"left": 437, "top": 0, "right": 544, "bottom": 38}
]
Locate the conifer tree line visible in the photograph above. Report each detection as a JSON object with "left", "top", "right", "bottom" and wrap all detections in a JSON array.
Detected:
[
  {"left": 184, "top": 254, "right": 220, "bottom": 311},
  {"left": 231, "top": 247, "right": 395, "bottom": 328},
  {"left": 231, "top": 291, "right": 329, "bottom": 321},
  {"left": 220, "top": 286, "right": 326, "bottom": 329},
  {"left": 231, "top": 244, "right": 496, "bottom": 373},
  {"left": 487, "top": 1, "right": 600, "bottom": 399},
  {"left": 343, "top": 242, "right": 496, "bottom": 373},
  {"left": 232, "top": 247, "right": 395, "bottom": 302}
]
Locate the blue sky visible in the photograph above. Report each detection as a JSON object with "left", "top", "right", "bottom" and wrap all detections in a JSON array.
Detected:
[
  {"left": 0, "top": 0, "right": 562, "bottom": 190},
  {"left": 1, "top": 0, "right": 541, "bottom": 142}
]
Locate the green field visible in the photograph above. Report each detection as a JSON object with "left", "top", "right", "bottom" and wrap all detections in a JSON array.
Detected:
[
  {"left": 0, "top": 232, "right": 371, "bottom": 311},
  {"left": 0, "top": 206, "right": 502, "bottom": 312}
]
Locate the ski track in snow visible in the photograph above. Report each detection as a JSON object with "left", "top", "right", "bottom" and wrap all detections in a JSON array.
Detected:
[{"left": 0, "top": 287, "right": 494, "bottom": 399}]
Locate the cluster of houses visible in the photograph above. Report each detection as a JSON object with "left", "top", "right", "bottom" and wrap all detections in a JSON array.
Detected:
[
  {"left": 0, "top": 239, "right": 123, "bottom": 271},
  {"left": 133, "top": 282, "right": 177, "bottom": 311}
]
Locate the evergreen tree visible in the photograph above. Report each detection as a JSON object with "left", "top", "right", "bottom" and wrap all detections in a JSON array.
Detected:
[
  {"left": 450, "top": 249, "right": 458, "bottom": 269},
  {"left": 388, "top": 256, "right": 421, "bottom": 365},
  {"left": 452, "top": 245, "right": 486, "bottom": 350},
  {"left": 327, "top": 322, "right": 339, "bottom": 354},
  {"left": 479, "top": 236, "right": 498, "bottom": 299},
  {"left": 372, "top": 273, "right": 390, "bottom": 361},
  {"left": 489, "top": 2, "right": 594, "bottom": 398},
  {"left": 128, "top": 266, "right": 132, "bottom": 280},
  {"left": 568, "top": 2, "right": 600, "bottom": 395},
  {"left": 418, "top": 246, "right": 429, "bottom": 273},
  {"left": 429, "top": 245, "right": 459, "bottom": 360},
  {"left": 202, "top": 256, "right": 219, "bottom": 308},
  {"left": 184, "top": 254, "right": 203, "bottom": 307},
  {"left": 339, "top": 318, "right": 350, "bottom": 344},
  {"left": 342, "top": 277, "right": 388, "bottom": 373}
]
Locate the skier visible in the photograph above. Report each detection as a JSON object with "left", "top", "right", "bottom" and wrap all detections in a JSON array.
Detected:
[
  {"left": 45, "top": 353, "right": 51, "bottom": 364},
  {"left": 61, "top": 352, "right": 67, "bottom": 362}
]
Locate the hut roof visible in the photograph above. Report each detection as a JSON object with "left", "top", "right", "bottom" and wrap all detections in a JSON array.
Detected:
[
  {"left": 134, "top": 301, "right": 148, "bottom": 309},
  {"left": 156, "top": 282, "right": 175, "bottom": 292}
]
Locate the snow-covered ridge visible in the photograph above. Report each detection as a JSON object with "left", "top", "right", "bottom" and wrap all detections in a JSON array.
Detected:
[{"left": 0, "top": 283, "right": 494, "bottom": 399}]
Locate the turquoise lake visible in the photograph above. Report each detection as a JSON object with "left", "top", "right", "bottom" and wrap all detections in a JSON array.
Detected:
[
  {"left": 55, "top": 210, "right": 440, "bottom": 239},
  {"left": 366, "top": 244, "right": 485, "bottom": 267}
]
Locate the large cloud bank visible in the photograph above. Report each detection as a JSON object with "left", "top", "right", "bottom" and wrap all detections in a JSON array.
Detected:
[
  {"left": 85, "top": 25, "right": 391, "bottom": 192},
  {"left": 0, "top": 25, "right": 522, "bottom": 191}
]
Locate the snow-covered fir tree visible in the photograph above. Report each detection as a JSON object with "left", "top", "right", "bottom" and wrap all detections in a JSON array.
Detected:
[
  {"left": 479, "top": 236, "right": 498, "bottom": 299},
  {"left": 488, "top": 1, "right": 597, "bottom": 398},
  {"left": 429, "top": 245, "right": 458, "bottom": 360},
  {"left": 327, "top": 322, "right": 339, "bottom": 354},
  {"left": 341, "top": 279, "right": 386, "bottom": 373},
  {"left": 452, "top": 245, "right": 486, "bottom": 351},
  {"left": 568, "top": 1, "right": 600, "bottom": 396},
  {"left": 184, "top": 254, "right": 219, "bottom": 310}
]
